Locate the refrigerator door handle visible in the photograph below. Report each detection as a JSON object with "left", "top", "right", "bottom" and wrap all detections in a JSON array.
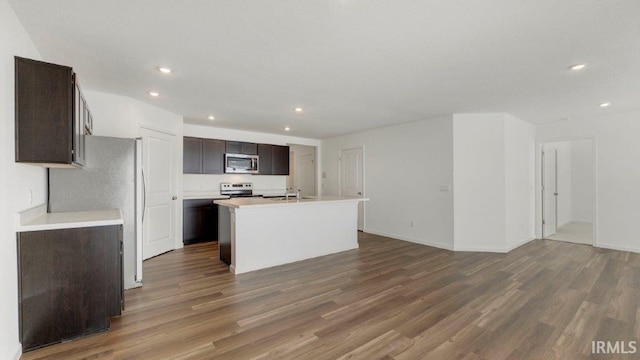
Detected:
[
  {"left": 142, "top": 168, "right": 147, "bottom": 223},
  {"left": 136, "top": 137, "right": 144, "bottom": 284}
]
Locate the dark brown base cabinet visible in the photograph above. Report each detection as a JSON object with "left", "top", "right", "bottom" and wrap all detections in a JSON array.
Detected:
[
  {"left": 17, "top": 225, "right": 123, "bottom": 351},
  {"left": 183, "top": 199, "right": 218, "bottom": 245}
]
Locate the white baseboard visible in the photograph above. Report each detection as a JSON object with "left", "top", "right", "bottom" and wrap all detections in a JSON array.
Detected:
[
  {"left": 454, "top": 237, "right": 535, "bottom": 253},
  {"left": 596, "top": 242, "right": 640, "bottom": 254},
  {"left": 506, "top": 237, "right": 536, "bottom": 252},
  {"left": 570, "top": 220, "right": 593, "bottom": 224},
  {"left": 11, "top": 342, "right": 21, "bottom": 360},
  {"left": 453, "top": 245, "right": 509, "bottom": 253},
  {"left": 363, "top": 228, "right": 454, "bottom": 251},
  {"left": 362, "top": 229, "right": 535, "bottom": 254}
]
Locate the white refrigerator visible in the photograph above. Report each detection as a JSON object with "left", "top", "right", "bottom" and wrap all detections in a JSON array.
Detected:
[{"left": 48, "top": 135, "right": 144, "bottom": 289}]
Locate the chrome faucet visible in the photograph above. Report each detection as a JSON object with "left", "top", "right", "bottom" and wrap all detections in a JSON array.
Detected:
[{"left": 284, "top": 189, "right": 302, "bottom": 201}]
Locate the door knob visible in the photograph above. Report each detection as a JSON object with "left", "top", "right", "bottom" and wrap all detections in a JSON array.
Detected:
[
  {"left": 172, "top": 196, "right": 177, "bottom": 200},
  {"left": 357, "top": 192, "right": 362, "bottom": 196}
]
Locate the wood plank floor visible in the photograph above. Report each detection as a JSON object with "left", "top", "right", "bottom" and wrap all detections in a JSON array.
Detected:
[{"left": 21, "top": 233, "right": 640, "bottom": 359}]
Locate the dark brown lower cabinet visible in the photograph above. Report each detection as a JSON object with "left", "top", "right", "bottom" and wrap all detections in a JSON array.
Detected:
[
  {"left": 183, "top": 199, "right": 218, "bottom": 245},
  {"left": 17, "top": 225, "right": 123, "bottom": 352}
]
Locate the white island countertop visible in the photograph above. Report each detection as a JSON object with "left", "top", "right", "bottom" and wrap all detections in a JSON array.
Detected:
[
  {"left": 17, "top": 208, "right": 123, "bottom": 232},
  {"left": 214, "top": 196, "right": 367, "bottom": 209}
]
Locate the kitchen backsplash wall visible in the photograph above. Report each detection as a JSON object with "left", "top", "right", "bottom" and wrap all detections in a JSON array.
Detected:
[{"left": 183, "top": 174, "right": 287, "bottom": 196}]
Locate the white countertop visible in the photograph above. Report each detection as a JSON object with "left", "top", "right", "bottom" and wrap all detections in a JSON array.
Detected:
[
  {"left": 17, "top": 209, "right": 124, "bottom": 232},
  {"left": 214, "top": 196, "right": 367, "bottom": 209}
]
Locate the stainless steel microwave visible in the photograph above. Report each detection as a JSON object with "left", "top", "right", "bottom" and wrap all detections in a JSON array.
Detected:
[{"left": 225, "top": 153, "right": 259, "bottom": 174}]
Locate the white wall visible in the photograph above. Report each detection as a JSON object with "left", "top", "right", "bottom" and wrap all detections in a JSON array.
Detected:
[
  {"left": 571, "top": 139, "right": 593, "bottom": 223},
  {"left": 322, "top": 115, "right": 455, "bottom": 250},
  {"left": 0, "top": 0, "right": 46, "bottom": 358},
  {"left": 182, "top": 124, "right": 321, "bottom": 196},
  {"left": 84, "top": 90, "right": 183, "bottom": 138},
  {"left": 537, "top": 111, "right": 640, "bottom": 253},
  {"left": 453, "top": 113, "right": 536, "bottom": 252},
  {"left": 504, "top": 114, "right": 536, "bottom": 249},
  {"left": 453, "top": 114, "right": 506, "bottom": 251}
]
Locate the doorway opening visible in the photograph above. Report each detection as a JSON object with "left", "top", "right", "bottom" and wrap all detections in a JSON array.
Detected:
[{"left": 540, "top": 139, "right": 595, "bottom": 245}]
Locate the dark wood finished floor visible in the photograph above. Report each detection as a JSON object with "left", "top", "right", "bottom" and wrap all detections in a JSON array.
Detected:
[{"left": 21, "top": 233, "right": 640, "bottom": 359}]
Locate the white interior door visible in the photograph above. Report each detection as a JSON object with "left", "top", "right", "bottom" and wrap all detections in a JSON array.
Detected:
[
  {"left": 141, "top": 127, "right": 177, "bottom": 259},
  {"left": 296, "top": 153, "right": 316, "bottom": 196},
  {"left": 340, "top": 147, "right": 364, "bottom": 231},
  {"left": 542, "top": 148, "right": 558, "bottom": 237}
]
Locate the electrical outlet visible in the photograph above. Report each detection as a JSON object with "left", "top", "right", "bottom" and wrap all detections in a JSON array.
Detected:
[
  {"left": 27, "top": 190, "right": 33, "bottom": 205},
  {"left": 410, "top": 220, "right": 414, "bottom": 228}
]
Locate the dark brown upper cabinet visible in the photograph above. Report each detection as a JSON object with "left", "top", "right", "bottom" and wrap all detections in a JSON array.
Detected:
[
  {"left": 257, "top": 144, "right": 289, "bottom": 175},
  {"left": 225, "top": 141, "right": 257, "bottom": 155},
  {"left": 183, "top": 137, "right": 224, "bottom": 174},
  {"left": 185, "top": 137, "right": 288, "bottom": 175},
  {"left": 203, "top": 139, "right": 225, "bottom": 174},
  {"left": 15, "top": 57, "right": 90, "bottom": 168},
  {"left": 183, "top": 137, "right": 203, "bottom": 173},
  {"left": 257, "top": 144, "right": 273, "bottom": 175},
  {"left": 272, "top": 145, "right": 290, "bottom": 175}
]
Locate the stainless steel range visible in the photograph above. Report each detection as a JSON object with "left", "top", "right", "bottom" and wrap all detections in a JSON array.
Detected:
[{"left": 220, "top": 182, "right": 254, "bottom": 197}]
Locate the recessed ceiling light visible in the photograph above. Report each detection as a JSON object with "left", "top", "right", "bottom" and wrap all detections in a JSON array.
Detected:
[
  {"left": 284, "top": 127, "right": 291, "bottom": 131},
  {"left": 569, "top": 63, "right": 587, "bottom": 71},
  {"left": 599, "top": 102, "right": 611, "bottom": 107},
  {"left": 208, "top": 115, "right": 215, "bottom": 120},
  {"left": 158, "top": 67, "right": 172, "bottom": 74},
  {"left": 149, "top": 91, "right": 159, "bottom": 97},
  {"left": 294, "top": 107, "right": 303, "bottom": 113}
]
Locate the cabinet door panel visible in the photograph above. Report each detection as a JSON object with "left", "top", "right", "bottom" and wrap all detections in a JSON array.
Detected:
[
  {"left": 183, "top": 200, "right": 218, "bottom": 244},
  {"left": 258, "top": 144, "right": 273, "bottom": 175},
  {"left": 183, "top": 137, "right": 203, "bottom": 173},
  {"left": 203, "top": 139, "right": 224, "bottom": 174},
  {"left": 241, "top": 142, "right": 258, "bottom": 155},
  {"left": 225, "top": 141, "right": 241, "bottom": 154},
  {"left": 272, "top": 145, "right": 290, "bottom": 175},
  {"left": 18, "top": 226, "right": 121, "bottom": 351},
  {"left": 183, "top": 206, "right": 204, "bottom": 243},
  {"left": 73, "top": 94, "right": 86, "bottom": 167},
  {"left": 226, "top": 141, "right": 257, "bottom": 155},
  {"left": 15, "top": 57, "right": 73, "bottom": 164}
]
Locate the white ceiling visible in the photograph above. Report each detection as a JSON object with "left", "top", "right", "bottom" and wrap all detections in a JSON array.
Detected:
[{"left": 9, "top": 0, "right": 640, "bottom": 139}]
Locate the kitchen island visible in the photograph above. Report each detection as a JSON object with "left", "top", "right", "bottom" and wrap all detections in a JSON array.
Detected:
[{"left": 214, "top": 196, "right": 366, "bottom": 274}]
